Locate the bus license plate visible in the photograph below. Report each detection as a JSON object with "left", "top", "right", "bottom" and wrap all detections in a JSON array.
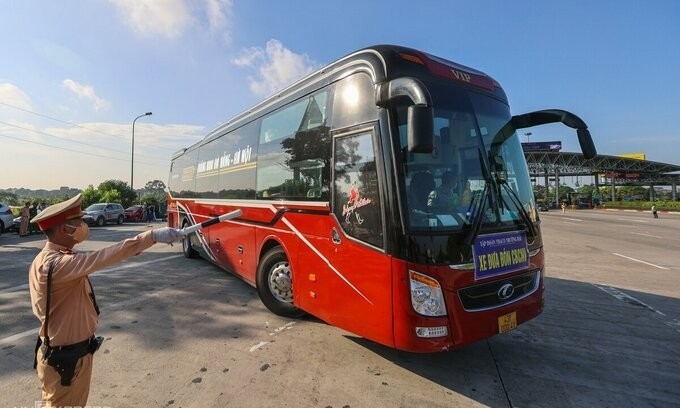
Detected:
[{"left": 498, "top": 312, "right": 517, "bottom": 333}]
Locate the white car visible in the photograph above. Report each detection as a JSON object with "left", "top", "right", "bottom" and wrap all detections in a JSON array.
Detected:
[{"left": 0, "top": 202, "right": 14, "bottom": 234}]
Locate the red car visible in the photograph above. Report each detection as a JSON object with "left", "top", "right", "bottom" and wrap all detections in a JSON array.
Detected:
[{"left": 124, "top": 205, "right": 144, "bottom": 222}]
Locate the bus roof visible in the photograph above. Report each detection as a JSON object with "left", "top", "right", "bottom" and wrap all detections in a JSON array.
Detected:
[{"left": 172, "top": 44, "right": 503, "bottom": 157}]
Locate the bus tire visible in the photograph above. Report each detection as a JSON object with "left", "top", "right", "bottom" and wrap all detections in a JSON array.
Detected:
[
  {"left": 182, "top": 219, "right": 198, "bottom": 259},
  {"left": 256, "top": 247, "right": 305, "bottom": 318}
]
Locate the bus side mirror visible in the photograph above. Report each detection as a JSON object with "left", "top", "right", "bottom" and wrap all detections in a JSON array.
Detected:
[
  {"left": 577, "top": 128, "right": 596, "bottom": 160},
  {"left": 407, "top": 105, "right": 434, "bottom": 153},
  {"left": 511, "top": 109, "right": 597, "bottom": 159}
]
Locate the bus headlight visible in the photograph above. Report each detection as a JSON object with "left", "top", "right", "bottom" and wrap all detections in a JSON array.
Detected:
[{"left": 409, "top": 270, "right": 447, "bottom": 316}]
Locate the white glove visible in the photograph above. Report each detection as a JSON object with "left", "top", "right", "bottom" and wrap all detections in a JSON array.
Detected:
[{"left": 152, "top": 227, "right": 183, "bottom": 244}]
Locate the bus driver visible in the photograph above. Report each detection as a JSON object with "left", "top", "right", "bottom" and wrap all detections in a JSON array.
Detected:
[{"left": 427, "top": 171, "right": 460, "bottom": 212}]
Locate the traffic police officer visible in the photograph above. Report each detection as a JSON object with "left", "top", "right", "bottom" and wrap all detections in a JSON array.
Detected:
[{"left": 29, "top": 193, "right": 182, "bottom": 406}]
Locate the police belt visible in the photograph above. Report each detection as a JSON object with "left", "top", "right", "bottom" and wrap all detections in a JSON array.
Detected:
[
  {"left": 33, "top": 259, "right": 103, "bottom": 386},
  {"left": 44, "top": 335, "right": 94, "bottom": 352},
  {"left": 34, "top": 335, "right": 102, "bottom": 386}
]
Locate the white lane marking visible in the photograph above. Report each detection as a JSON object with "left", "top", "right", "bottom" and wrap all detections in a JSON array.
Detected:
[
  {"left": 562, "top": 217, "right": 583, "bottom": 222},
  {"left": 269, "top": 321, "right": 296, "bottom": 336},
  {"left": 250, "top": 322, "right": 297, "bottom": 352},
  {"left": 1, "top": 283, "right": 29, "bottom": 293},
  {"left": 0, "top": 255, "right": 184, "bottom": 295},
  {"left": 0, "top": 328, "right": 37, "bottom": 346},
  {"left": 91, "top": 254, "right": 184, "bottom": 276},
  {"left": 666, "top": 319, "right": 680, "bottom": 333},
  {"left": 617, "top": 218, "right": 649, "bottom": 223},
  {"left": 593, "top": 284, "right": 665, "bottom": 316},
  {"left": 594, "top": 284, "right": 680, "bottom": 334},
  {"left": 630, "top": 232, "right": 662, "bottom": 239},
  {"left": 612, "top": 252, "right": 669, "bottom": 270},
  {"left": 249, "top": 341, "right": 270, "bottom": 352},
  {"left": 0, "top": 254, "right": 186, "bottom": 345}
]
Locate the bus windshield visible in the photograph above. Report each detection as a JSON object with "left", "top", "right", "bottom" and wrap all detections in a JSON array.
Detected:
[{"left": 397, "top": 85, "right": 535, "bottom": 232}]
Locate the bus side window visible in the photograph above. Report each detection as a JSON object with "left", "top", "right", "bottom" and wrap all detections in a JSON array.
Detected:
[
  {"left": 333, "top": 131, "right": 383, "bottom": 248},
  {"left": 257, "top": 91, "right": 331, "bottom": 201},
  {"left": 331, "top": 73, "right": 378, "bottom": 130}
]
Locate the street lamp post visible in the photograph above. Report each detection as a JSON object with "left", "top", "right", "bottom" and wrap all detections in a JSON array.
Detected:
[
  {"left": 524, "top": 131, "right": 532, "bottom": 142},
  {"left": 131, "top": 112, "right": 152, "bottom": 194}
]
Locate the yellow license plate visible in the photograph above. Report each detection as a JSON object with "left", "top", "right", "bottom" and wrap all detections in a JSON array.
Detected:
[{"left": 498, "top": 311, "right": 517, "bottom": 333}]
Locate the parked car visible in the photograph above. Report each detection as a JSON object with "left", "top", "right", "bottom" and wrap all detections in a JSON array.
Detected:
[
  {"left": 537, "top": 203, "right": 549, "bottom": 212},
  {"left": 7, "top": 216, "right": 21, "bottom": 233},
  {"left": 0, "top": 202, "right": 14, "bottom": 233},
  {"left": 83, "top": 203, "right": 125, "bottom": 226},
  {"left": 124, "top": 205, "right": 144, "bottom": 222}
]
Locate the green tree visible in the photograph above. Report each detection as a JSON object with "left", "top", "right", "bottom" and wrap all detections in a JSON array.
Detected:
[
  {"left": 98, "top": 179, "right": 136, "bottom": 207},
  {"left": 100, "top": 189, "right": 122, "bottom": 204},
  {"left": 532, "top": 184, "right": 548, "bottom": 201},
  {"left": 618, "top": 185, "right": 647, "bottom": 200},
  {"left": 139, "top": 194, "right": 159, "bottom": 207},
  {"left": 0, "top": 191, "right": 19, "bottom": 206},
  {"left": 143, "top": 180, "right": 166, "bottom": 194},
  {"left": 81, "top": 185, "right": 102, "bottom": 208},
  {"left": 576, "top": 184, "right": 597, "bottom": 195},
  {"left": 142, "top": 180, "right": 166, "bottom": 202},
  {"left": 549, "top": 185, "right": 575, "bottom": 202}
]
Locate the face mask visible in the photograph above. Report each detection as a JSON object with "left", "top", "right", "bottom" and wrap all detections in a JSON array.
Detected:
[{"left": 65, "top": 222, "right": 90, "bottom": 243}]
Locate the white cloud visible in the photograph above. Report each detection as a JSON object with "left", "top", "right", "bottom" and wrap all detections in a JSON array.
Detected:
[
  {"left": 0, "top": 83, "right": 33, "bottom": 110},
  {"left": 232, "top": 46, "right": 264, "bottom": 67},
  {"left": 108, "top": 0, "right": 233, "bottom": 41},
  {"left": 233, "top": 40, "right": 319, "bottom": 98},
  {"left": 204, "top": 0, "right": 231, "bottom": 33},
  {"left": 108, "top": 0, "right": 192, "bottom": 39},
  {"left": 62, "top": 79, "right": 111, "bottom": 111}
]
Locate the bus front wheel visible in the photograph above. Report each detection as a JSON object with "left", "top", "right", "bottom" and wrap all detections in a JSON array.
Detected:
[
  {"left": 182, "top": 219, "right": 198, "bottom": 259},
  {"left": 256, "top": 247, "right": 305, "bottom": 318}
]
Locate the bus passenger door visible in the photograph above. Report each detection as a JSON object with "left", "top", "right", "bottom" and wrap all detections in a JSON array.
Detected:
[
  {"left": 325, "top": 129, "right": 394, "bottom": 347},
  {"left": 210, "top": 220, "right": 257, "bottom": 285}
]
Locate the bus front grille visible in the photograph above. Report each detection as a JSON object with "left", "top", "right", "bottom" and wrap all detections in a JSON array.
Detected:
[{"left": 457, "top": 271, "right": 540, "bottom": 311}]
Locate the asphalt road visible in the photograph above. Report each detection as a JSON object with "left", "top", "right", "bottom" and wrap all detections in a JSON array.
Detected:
[{"left": 0, "top": 210, "right": 678, "bottom": 408}]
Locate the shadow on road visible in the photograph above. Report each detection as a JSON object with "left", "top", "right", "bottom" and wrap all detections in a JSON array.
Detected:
[{"left": 344, "top": 276, "right": 680, "bottom": 407}]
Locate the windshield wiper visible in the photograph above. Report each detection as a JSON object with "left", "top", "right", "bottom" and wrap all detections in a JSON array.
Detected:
[
  {"left": 463, "top": 180, "right": 488, "bottom": 246},
  {"left": 463, "top": 148, "right": 498, "bottom": 246},
  {"left": 497, "top": 179, "right": 537, "bottom": 239}
]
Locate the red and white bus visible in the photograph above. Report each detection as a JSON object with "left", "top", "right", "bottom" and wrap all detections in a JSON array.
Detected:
[{"left": 167, "top": 45, "right": 596, "bottom": 352}]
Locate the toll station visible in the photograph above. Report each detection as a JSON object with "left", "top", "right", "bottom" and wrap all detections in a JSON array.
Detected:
[{"left": 522, "top": 142, "right": 680, "bottom": 204}]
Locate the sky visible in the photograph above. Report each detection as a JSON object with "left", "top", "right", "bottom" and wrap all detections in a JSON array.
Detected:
[{"left": 1, "top": 0, "right": 679, "bottom": 190}]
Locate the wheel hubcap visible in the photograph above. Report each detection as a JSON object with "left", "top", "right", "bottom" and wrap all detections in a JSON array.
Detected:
[{"left": 268, "top": 261, "right": 293, "bottom": 303}]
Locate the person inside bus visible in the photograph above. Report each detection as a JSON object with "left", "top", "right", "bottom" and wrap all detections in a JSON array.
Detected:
[
  {"left": 408, "top": 171, "right": 435, "bottom": 212},
  {"left": 427, "top": 171, "right": 460, "bottom": 212}
]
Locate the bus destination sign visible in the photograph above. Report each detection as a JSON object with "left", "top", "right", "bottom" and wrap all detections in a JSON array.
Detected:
[{"left": 472, "top": 230, "right": 529, "bottom": 280}]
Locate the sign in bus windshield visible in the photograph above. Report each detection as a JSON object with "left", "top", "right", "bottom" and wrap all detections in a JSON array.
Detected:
[{"left": 473, "top": 231, "right": 529, "bottom": 280}]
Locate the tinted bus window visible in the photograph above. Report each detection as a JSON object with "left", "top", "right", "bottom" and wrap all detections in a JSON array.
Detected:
[
  {"left": 333, "top": 131, "right": 383, "bottom": 248},
  {"left": 169, "top": 148, "right": 198, "bottom": 198},
  {"left": 257, "top": 92, "right": 330, "bottom": 200},
  {"left": 331, "top": 73, "right": 378, "bottom": 130},
  {"left": 195, "top": 122, "right": 258, "bottom": 199}
]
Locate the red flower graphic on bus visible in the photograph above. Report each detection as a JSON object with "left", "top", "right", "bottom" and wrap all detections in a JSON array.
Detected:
[
  {"left": 343, "top": 184, "right": 371, "bottom": 224},
  {"left": 348, "top": 186, "right": 360, "bottom": 204}
]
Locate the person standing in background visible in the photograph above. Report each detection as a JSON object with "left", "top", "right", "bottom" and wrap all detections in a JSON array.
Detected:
[
  {"left": 29, "top": 202, "right": 38, "bottom": 234},
  {"left": 19, "top": 201, "right": 30, "bottom": 236}
]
